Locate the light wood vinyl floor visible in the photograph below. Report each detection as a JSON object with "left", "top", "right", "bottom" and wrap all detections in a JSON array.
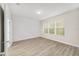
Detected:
[{"left": 7, "top": 37, "right": 79, "bottom": 56}]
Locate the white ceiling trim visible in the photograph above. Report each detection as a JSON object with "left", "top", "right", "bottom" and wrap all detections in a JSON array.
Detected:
[{"left": 41, "top": 7, "right": 79, "bottom": 20}]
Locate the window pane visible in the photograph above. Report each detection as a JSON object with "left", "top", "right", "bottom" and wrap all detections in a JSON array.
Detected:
[
  {"left": 43, "top": 22, "right": 49, "bottom": 34},
  {"left": 49, "top": 28, "right": 54, "bottom": 34},
  {"left": 56, "top": 19, "right": 64, "bottom": 35},
  {"left": 49, "top": 23, "right": 55, "bottom": 34},
  {"left": 56, "top": 28, "right": 64, "bottom": 35},
  {"left": 56, "top": 22, "right": 64, "bottom": 28}
]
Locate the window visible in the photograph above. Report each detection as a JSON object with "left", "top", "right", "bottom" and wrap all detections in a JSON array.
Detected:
[
  {"left": 49, "top": 22, "right": 55, "bottom": 34},
  {"left": 55, "top": 19, "right": 64, "bottom": 35},
  {"left": 43, "top": 22, "right": 49, "bottom": 33},
  {"left": 42, "top": 19, "right": 64, "bottom": 36}
]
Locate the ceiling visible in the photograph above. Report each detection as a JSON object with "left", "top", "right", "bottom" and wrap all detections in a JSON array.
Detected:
[{"left": 8, "top": 3, "right": 79, "bottom": 20}]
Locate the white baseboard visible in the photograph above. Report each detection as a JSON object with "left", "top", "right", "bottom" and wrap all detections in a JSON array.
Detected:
[
  {"left": 13, "top": 35, "right": 41, "bottom": 42},
  {"left": 41, "top": 35, "right": 79, "bottom": 48}
]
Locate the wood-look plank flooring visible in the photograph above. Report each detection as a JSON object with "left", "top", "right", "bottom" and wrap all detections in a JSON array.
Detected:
[{"left": 7, "top": 37, "right": 79, "bottom": 56}]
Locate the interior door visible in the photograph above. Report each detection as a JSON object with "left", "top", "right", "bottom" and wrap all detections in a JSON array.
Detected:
[{"left": 0, "top": 6, "right": 4, "bottom": 52}]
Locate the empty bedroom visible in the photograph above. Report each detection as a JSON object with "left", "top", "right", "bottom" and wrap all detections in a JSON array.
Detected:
[{"left": 4, "top": 3, "right": 79, "bottom": 56}]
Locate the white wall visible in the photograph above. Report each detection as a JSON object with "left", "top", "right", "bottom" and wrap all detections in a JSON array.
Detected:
[
  {"left": 64, "top": 8, "right": 79, "bottom": 47},
  {"left": 13, "top": 16, "right": 41, "bottom": 42},
  {"left": 41, "top": 8, "right": 79, "bottom": 47}
]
